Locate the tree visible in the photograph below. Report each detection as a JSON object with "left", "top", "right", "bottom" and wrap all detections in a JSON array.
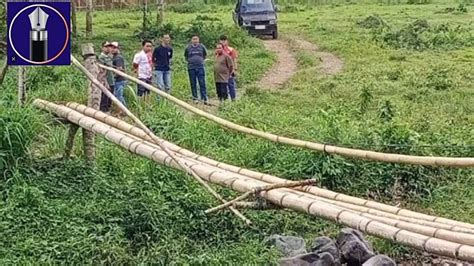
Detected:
[
  {"left": 156, "top": 0, "right": 165, "bottom": 26},
  {"left": 71, "top": 0, "right": 78, "bottom": 40},
  {"left": 86, "top": 0, "right": 93, "bottom": 38}
]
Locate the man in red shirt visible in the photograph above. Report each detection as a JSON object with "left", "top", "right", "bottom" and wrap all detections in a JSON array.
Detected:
[{"left": 219, "top": 35, "right": 238, "bottom": 101}]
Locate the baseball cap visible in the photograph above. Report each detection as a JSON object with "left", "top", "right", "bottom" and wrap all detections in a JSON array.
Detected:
[{"left": 111, "top": 42, "right": 119, "bottom": 48}]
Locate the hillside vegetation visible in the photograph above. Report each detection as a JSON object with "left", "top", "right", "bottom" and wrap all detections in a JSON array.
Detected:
[{"left": 1, "top": 2, "right": 473, "bottom": 263}]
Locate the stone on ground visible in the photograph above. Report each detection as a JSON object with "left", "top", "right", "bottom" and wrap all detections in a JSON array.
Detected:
[
  {"left": 311, "top": 236, "right": 340, "bottom": 265},
  {"left": 336, "top": 228, "right": 375, "bottom": 265}
]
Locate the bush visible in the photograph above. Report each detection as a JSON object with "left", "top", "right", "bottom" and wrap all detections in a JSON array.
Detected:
[{"left": 357, "top": 15, "right": 388, "bottom": 29}]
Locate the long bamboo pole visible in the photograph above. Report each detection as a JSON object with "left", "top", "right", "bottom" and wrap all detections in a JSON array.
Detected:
[
  {"left": 99, "top": 64, "right": 474, "bottom": 168},
  {"left": 71, "top": 56, "right": 251, "bottom": 225},
  {"left": 65, "top": 102, "right": 474, "bottom": 233},
  {"left": 30, "top": 99, "right": 474, "bottom": 262}
]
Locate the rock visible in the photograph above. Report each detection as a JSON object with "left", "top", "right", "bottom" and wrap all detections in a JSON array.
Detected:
[
  {"left": 336, "top": 228, "right": 375, "bottom": 265},
  {"left": 279, "top": 252, "right": 337, "bottom": 266},
  {"left": 362, "top": 255, "right": 396, "bottom": 266},
  {"left": 311, "top": 236, "right": 340, "bottom": 265},
  {"left": 266, "top": 234, "right": 307, "bottom": 257}
]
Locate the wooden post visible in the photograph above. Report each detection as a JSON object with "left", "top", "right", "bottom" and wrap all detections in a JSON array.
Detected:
[
  {"left": 18, "top": 67, "right": 26, "bottom": 105},
  {"left": 64, "top": 44, "right": 100, "bottom": 160},
  {"left": 82, "top": 44, "right": 101, "bottom": 160}
]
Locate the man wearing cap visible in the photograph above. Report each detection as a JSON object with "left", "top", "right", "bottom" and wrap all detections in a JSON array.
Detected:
[
  {"left": 98, "top": 41, "right": 115, "bottom": 112},
  {"left": 111, "top": 41, "right": 127, "bottom": 107}
]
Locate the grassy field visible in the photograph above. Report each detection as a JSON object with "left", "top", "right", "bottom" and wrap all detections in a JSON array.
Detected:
[{"left": 1, "top": 1, "right": 473, "bottom": 264}]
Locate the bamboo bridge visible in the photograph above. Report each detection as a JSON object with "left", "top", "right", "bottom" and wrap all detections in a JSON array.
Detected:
[{"left": 32, "top": 54, "right": 474, "bottom": 262}]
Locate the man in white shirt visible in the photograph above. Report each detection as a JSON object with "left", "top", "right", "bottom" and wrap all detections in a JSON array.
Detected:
[{"left": 133, "top": 40, "right": 153, "bottom": 98}]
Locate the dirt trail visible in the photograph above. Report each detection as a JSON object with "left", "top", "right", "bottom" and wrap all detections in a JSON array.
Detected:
[
  {"left": 257, "top": 40, "right": 298, "bottom": 90},
  {"left": 257, "top": 38, "right": 343, "bottom": 90}
]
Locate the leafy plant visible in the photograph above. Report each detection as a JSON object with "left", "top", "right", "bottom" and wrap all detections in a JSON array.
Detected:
[{"left": 357, "top": 15, "right": 388, "bottom": 29}]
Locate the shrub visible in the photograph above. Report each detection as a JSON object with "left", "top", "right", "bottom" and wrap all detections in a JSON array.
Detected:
[{"left": 357, "top": 15, "right": 388, "bottom": 29}]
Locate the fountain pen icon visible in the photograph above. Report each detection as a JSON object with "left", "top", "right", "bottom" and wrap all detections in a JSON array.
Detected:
[{"left": 28, "top": 7, "right": 49, "bottom": 62}]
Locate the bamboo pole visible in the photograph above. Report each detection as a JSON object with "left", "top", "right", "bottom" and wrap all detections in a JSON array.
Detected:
[
  {"left": 70, "top": 56, "right": 251, "bottom": 225},
  {"left": 29, "top": 99, "right": 474, "bottom": 262},
  {"left": 44, "top": 102, "right": 474, "bottom": 246},
  {"left": 206, "top": 179, "right": 316, "bottom": 214},
  {"left": 99, "top": 64, "right": 474, "bottom": 168},
  {"left": 64, "top": 102, "right": 474, "bottom": 233}
]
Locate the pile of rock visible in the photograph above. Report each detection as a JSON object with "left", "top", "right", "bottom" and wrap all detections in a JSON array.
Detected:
[{"left": 266, "top": 228, "right": 396, "bottom": 266}]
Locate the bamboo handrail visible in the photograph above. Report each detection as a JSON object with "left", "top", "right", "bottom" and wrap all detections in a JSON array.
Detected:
[
  {"left": 64, "top": 102, "right": 474, "bottom": 233},
  {"left": 31, "top": 99, "right": 474, "bottom": 262},
  {"left": 71, "top": 56, "right": 251, "bottom": 225},
  {"left": 99, "top": 64, "right": 474, "bottom": 168}
]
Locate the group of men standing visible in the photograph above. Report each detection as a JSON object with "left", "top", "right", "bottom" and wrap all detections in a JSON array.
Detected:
[{"left": 98, "top": 33, "right": 239, "bottom": 113}]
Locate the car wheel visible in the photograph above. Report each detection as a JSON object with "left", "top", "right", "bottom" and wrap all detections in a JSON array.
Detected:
[{"left": 272, "top": 30, "right": 278, "bottom": 39}]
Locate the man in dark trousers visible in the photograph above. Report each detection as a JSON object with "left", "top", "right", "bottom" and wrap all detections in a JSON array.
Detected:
[
  {"left": 111, "top": 41, "right": 127, "bottom": 107},
  {"left": 184, "top": 34, "right": 208, "bottom": 104},
  {"left": 219, "top": 35, "right": 238, "bottom": 101},
  {"left": 214, "top": 43, "right": 233, "bottom": 102},
  {"left": 152, "top": 34, "right": 173, "bottom": 93},
  {"left": 98, "top": 41, "right": 115, "bottom": 113}
]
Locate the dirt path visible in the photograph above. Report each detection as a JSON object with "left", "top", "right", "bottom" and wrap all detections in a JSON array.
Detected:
[
  {"left": 257, "top": 38, "right": 343, "bottom": 90},
  {"left": 257, "top": 40, "right": 298, "bottom": 90}
]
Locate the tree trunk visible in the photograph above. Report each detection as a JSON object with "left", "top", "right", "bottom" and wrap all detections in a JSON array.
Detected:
[
  {"left": 142, "top": 0, "right": 148, "bottom": 33},
  {"left": 156, "top": 0, "right": 165, "bottom": 26},
  {"left": 86, "top": 0, "right": 93, "bottom": 38},
  {"left": 81, "top": 43, "right": 101, "bottom": 161},
  {"left": 71, "top": 0, "right": 78, "bottom": 40},
  {"left": 18, "top": 67, "right": 26, "bottom": 105},
  {"left": 0, "top": 58, "right": 8, "bottom": 87}
]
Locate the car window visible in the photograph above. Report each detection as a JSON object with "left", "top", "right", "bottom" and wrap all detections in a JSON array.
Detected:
[{"left": 241, "top": 0, "right": 273, "bottom": 12}]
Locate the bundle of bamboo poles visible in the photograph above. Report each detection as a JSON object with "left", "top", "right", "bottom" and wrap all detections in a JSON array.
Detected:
[
  {"left": 33, "top": 99, "right": 474, "bottom": 262},
  {"left": 98, "top": 63, "right": 474, "bottom": 168}
]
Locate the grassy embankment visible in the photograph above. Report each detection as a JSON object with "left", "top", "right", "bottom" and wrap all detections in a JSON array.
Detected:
[{"left": 1, "top": 2, "right": 473, "bottom": 263}]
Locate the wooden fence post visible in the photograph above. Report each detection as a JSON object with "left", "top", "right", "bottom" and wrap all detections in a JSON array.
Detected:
[
  {"left": 64, "top": 44, "right": 101, "bottom": 160},
  {"left": 82, "top": 43, "right": 101, "bottom": 160}
]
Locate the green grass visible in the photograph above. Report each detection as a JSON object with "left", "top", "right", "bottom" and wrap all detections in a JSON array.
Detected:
[{"left": 1, "top": 2, "right": 473, "bottom": 263}]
